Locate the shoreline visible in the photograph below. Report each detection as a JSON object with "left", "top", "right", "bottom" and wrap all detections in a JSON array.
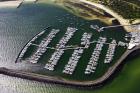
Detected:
[
  {"left": 0, "top": 45, "right": 140, "bottom": 88},
  {"left": 78, "top": 0, "right": 140, "bottom": 32}
]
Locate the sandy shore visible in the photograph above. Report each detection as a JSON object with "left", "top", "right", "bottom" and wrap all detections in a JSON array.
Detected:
[
  {"left": 0, "top": 1, "right": 22, "bottom": 8},
  {"left": 79, "top": 0, "right": 140, "bottom": 32}
]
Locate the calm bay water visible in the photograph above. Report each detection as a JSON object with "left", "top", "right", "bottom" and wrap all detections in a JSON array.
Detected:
[
  {"left": 0, "top": 3, "right": 92, "bottom": 69},
  {"left": 0, "top": 2, "right": 140, "bottom": 93}
]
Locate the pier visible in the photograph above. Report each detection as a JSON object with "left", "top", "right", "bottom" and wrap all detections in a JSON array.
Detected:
[
  {"left": 63, "top": 33, "right": 92, "bottom": 75},
  {"left": 85, "top": 37, "right": 107, "bottom": 74},
  {"left": 44, "top": 27, "right": 77, "bottom": 71}
]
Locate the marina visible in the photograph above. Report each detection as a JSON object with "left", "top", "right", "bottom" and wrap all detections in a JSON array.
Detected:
[
  {"left": 14, "top": 22, "right": 130, "bottom": 81},
  {"left": 0, "top": 0, "right": 140, "bottom": 92},
  {"left": 15, "top": 22, "right": 130, "bottom": 81},
  {"left": 0, "top": 0, "right": 135, "bottom": 86}
]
